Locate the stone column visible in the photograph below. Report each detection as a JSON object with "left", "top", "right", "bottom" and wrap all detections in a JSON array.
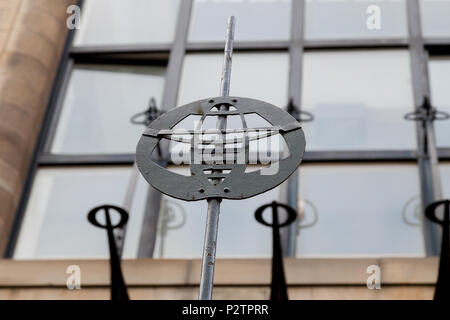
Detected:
[{"left": 0, "top": 0, "right": 76, "bottom": 254}]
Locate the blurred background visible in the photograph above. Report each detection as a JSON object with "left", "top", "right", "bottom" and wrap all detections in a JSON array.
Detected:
[{"left": 0, "top": 0, "right": 449, "bottom": 299}]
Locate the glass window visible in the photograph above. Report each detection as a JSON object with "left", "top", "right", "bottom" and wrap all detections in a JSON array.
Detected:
[
  {"left": 74, "top": 0, "right": 180, "bottom": 46},
  {"left": 302, "top": 49, "right": 416, "bottom": 151},
  {"left": 14, "top": 167, "right": 148, "bottom": 259},
  {"left": 178, "top": 52, "right": 289, "bottom": 107},
  {"left": 420, "top": 0, "right": 450, "bottom": 38},
  {"left": 428, "top": 57, "right": 450, "bottom": 148},
  {"left": 441, "top": 162, "right": 450, "bottom": 198},
  {"left": 51, "top": 65, "right": 165, "bottom": 154},
  {"left": 297, "top": 164, "right": 425, "bottom": 256},
  {"left": 304, "top": 0, "right": 408, "bottom": 40},
  {"left": 188, "top": 0, "right": 291, "bottom": 42},
  {"left": 153, "top": 166, "right": 278, "bottom": 258}
]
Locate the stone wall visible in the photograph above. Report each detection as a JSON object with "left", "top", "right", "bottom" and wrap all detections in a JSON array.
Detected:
[
  {"left": 0, "top": 0, "right": 75, "bottom": 253},
  {"left": 0, "top": 258, "right": 436, "bottom": 300}
]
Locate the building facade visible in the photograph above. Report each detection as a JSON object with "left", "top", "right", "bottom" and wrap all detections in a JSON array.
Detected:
[{"left": 0, "top": 0, "right": 449, "bottom": 299}]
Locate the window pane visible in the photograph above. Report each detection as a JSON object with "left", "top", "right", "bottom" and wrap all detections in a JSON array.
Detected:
[
  {"left": 441, "top": 162, "right": 450, "bottom": 198},
  {"left": 74, "top": 0, "right": 180, "bottom": 46},
  {"left": 428, "top": 57, "right": 450, "bottom": 148},
  {"left": 302, "top": 50, "right": 416, "bottom": 150},
  {"left": 189, "top": 0, "right": 291, "bottom": 42},
  {"left": 297, "top": 164, "right": 424, "bottom": 256},
  {"left": 420, "top": 0, "right": 450, "bottom": 38},
  {"left": 153, "top": 166, "right": 277, "bottom": 258},
  {"left": 178, "top": 52, "right": 289, "bottom": 107},
  {"left": 305, "top": 0, "right": 407, "bottom": 40},
  {"left": 14, "top": 167, "right": 148, "bottom": 259},
  {"left": 51, "top": 65, "right": 165, "bottom": 154}
]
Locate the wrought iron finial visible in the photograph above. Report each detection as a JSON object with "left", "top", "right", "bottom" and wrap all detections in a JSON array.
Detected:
[
  {"left": 286, "top": 99, "right": 314, "bottom": 123},
  {"left": 404, "top": 96, "right": 450, "bottom": 123},
  {"left": 254, "top": 201, "right": 297, "bottom": 301},
  {"left": 131, "top": 97, "right": 164, "bottom": 157},
  {"left": 131, "top": 97, "right": 164, "bottom": 127},
  {"left": 425, "top": 200, "right": 450, "bottom": 301},
  {"left": 88, "top": 205, "right": 130, "bottom": 301}
]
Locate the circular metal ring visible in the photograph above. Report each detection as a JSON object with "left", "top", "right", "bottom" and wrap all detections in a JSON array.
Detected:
[
  {"left": 130, "top": 111, "right": 148, "bottom": 125},
  {"left": 404, "top": 111, "right": 425, "bottom": 121},
  {"left": 254, "top": 202, "right": 297, "bottom": 228},
  {"left": 298, "top": 110, "right": 314, "bottom": 123},
  {"left": 136, "top": 96, "right": 306, "bottom": 201},
  {"left": 433, "top": 110, "right": 450, "bottom": 121},
  {"left": 87, "top": 205, "right": 129, "bottom": 229}
]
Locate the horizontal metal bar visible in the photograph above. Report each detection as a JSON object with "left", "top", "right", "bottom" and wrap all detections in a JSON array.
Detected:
[
  {"left": 68, "top": 38, "right": 450, "bottom": 58},
  {"left": 424, "top": 38, "right": 450, "bottom": 46},
  {"left": 425, "top": 43, "right": 450, "bottom": 55},
  {"left": 72, "top": 56, "right": 168, "bottom": 67},
  {"left": 438, "top": 149, "right": 450, "bottom": 160},
  {"left": 38, "top": 150, "right": 423, "bottom": 167},
  {"left": 186, "top": 41, "right": 289, "bottom": 52},
  {"left": 71, "top": 43, "right": 172, "bottom": 55},
  {"left": 38, "top": 153, "right": 135, "bottom": 166},
  {"left": 302, "top": 150, "right": 418, "bottom": 163},
  {"left": 303, "top": 38, "right": 409, "bottom": 49}
]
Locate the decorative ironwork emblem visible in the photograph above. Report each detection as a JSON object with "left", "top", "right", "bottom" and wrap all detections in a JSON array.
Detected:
[{"left": 136, "top": 96, "right": 305, "bottom": 201}]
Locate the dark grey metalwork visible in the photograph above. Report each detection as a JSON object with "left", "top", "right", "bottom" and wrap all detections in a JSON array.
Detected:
[
  {"left": 425, "top": 200, "right": 450, "bottom": 301},
  {"left": 286, "top": 100, "right": 314, "bottom": 124},
  {"left": 137, "top": 97, "right": 305, "bottom": 201},
  {"left": 280, "top": 0, "right": 306, "bottom": 257},
  {"left": 87, "top": 205, "right": 129, "bottom": 300},
  {"left": 130, "top": 98, "right": 164, "bottom": 127},
  {"left": 35, "top": 150, "right": 423, "bottom": 166},
  {"left": 199, "top": 16, "right": 235, "bottom": 301},
  {"left": 255, "top": 201, "right": 297, "bottom": 300}
]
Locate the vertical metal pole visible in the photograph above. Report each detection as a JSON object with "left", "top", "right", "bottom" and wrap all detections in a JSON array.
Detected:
[
  {"left": 407, "top": 0, "right": 441, "bottom": 255},
  {"left": 198, "top": 16, "right": 235, "bottom": 301},
  {"left": 280, "top": 0, "right": 305, "bottom": 257},
  {"left": 137, "top": 0, "right": 193, "bottom": 258}
]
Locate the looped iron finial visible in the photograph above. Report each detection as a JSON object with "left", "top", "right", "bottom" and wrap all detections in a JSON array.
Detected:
[
  {"left": 286, "top": 99, "right": 314, "bottom": 123},
  {"left": 130, "top": 97, "right": 164, "bottom": 126},
  {"left": 404, "top": 96, "right": 450, "bottom": 122},
  {"left": 426, "top": 200, "right": 450, "bottom": 226},
  {"left": 254, "top": 201, "right": 297, "bottom": 301},
  {"left": 425, "top": 199, "right": 450, "bottom": 301},
  {"left": 88, "top": 204, "right": 128, "bottom": 229},
  {"left": 255, "top": 201, "right": 297, "bottom": 228},
  {"left": 87, "top": 205, "right": 129, "bottom": 301}
]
